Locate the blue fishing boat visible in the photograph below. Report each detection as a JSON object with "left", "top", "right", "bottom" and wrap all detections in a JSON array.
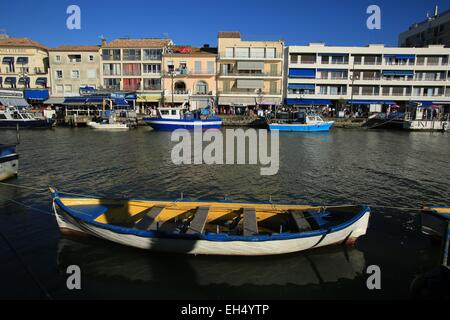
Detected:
[
  {"left": 50, "top": 187, "right": 371, "bottom": 256},
  {"left": 0, "top": 144, "right": 18, "bottom": 181},
  {"left": 0, "top": 107, "right": 55, "bottom": 129},
  {"left": 268, "top": 111, "right": 334, "bottom": 132},
  {"left": 144, "top": 106, "right": 222, "bottom": 131}
]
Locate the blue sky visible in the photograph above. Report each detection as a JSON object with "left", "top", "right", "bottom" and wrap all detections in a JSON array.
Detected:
[{"left": 0, "top": 0, "right": 448, "bottom": 48}]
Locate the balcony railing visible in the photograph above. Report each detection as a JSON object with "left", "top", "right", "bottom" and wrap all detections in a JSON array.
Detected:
[
  {"left": 103, "top": 71, "right": 121, "bottom": 76},
  {"left": 143, "top": 85, "right": 161, "bottom": 91},
  {"left": 220, "top": 71, "right": 282, "bottom": 77},
  {"left": 219, "top": 89, "right": 281, "bottom": 95},
  {"left": 123, "top": 55, "right": 142, "bottom": 61},
  {"left": 220, "top": 53, "right": 283, "bottom": 59},
  {"left": 123, "top": 84, "right": 141, "bottom": 91},
  {"left": 102, "top": 55, "right": 121, "bottom": 61},
  {"left": 104, "top": 85, "right": 121, "bottom": 91}
]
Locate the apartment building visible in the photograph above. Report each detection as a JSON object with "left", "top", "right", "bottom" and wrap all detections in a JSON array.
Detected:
[
  {"left": 48, "top": 46, "right": 100, "bottom": 97},
  {"left": 162, "top": 45, "right": 217, "bottom": 109},
  {"left": 399, "top": 7, "right": 450, "bottom": 47},
  {"left": 0, "top": 37, "right": 49, "bottom": 90},
  {"left": 217, "top": 32, "right": 284, "bottom": 111},
  {"left": 100, "top": 38, "right": 173, "bottom": 110},
  {"left": 285, "top": 43, "right": 450, "bottom": 109}
]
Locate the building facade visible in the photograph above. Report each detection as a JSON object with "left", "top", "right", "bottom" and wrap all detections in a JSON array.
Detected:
[
  {"left": 162, "top": 45, "right": 217, "bottom": 109},
  {"left": 48, "top": 46, "right": 101, "bottom": 97},
  {"left": 217, "top": 32, "right": 284, "bottom": 112},
  {"left": 100, "top": 38, "right": 173, "bottom": 111},
  {"left": 285, "top": 43, "right": 450, "bottom": 109},
  {"left": 0, "top": 37, "right": 49, "bottom": 90},
  {"left": 399, "top": 7, "right": 450, "bottom": 47}
]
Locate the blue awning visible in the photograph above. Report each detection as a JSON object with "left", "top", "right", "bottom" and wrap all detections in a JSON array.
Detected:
[
  {"left": 318, "top": 69, "right": 348, "bottom": 72},
  {"left": 18, "top": 77, "right": 30, "bottom": 84},
  {"left": 4, "top": 77, "right": 16, "bottom": 84},
  {"left": 318, "top": 53, "right": 348, "bottom": 57},
  {"left": 384, "top": 54, "right": 415, "bottom": 59},
  {"left": 24, "top": 89, "right": 49, "bottom": 101},
  {"left": 16, "top": 57, "right": 29, "bottom": 64},
  {"left": 286, "top": 99, "right": 332, "bottom": 106},
  {"left": 382, "top": 70, "right": 414, "bottom": 76},
  {"left": 113, "top": 98, "right": 129, "bottom": 106},
  {"left": 36, "top": 77, "right": 48, "bottom": 84},
  {"left": 80, "top": 86, "right": 96, "bottom": 94},
  {"left": 288, "top": 84, "right": 315, "bottom": 90},
  {"left": 2, "top": 57, "right": 14, "bottom": 63},
  {"left": 0, "top": 97, "right": 29, "bottom": 108},
  {"left": 413, "top": 101, "right": 449, "bottom": 107},
  {"left": 349, "top": 100, "right": 396, "bottom": 105},
  {"left": 289, "top": 68, "right": 316, "bottom": 78}
]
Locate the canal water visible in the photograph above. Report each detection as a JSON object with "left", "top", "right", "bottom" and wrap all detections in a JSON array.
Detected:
[{"left": 0, "top": 127, "right": 448, "bottom": 299}]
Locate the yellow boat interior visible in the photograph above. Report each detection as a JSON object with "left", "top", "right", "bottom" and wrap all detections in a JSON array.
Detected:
[{"left": 55, "top": 194, "right": 366, "bottom": 236}]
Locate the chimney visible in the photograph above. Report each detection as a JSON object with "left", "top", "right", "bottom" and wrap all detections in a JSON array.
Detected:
[{"left": 100, "top": 36, "right": 107, "bottom": 46}]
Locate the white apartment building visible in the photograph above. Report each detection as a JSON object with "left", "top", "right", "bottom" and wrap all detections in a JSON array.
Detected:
[
  {"left": 285, "top": 43, "right": 450, "bottom": 108},
  {"left": 48, "top": 45, "right": 101, "bottom": 97}
]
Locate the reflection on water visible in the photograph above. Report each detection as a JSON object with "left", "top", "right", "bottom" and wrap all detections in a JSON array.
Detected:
[
  {"left": 0, "top": 127, "right": 449, "bottom": 298},
  {"left": 57, "top": 237, "right": 365, "bottom": 288}
]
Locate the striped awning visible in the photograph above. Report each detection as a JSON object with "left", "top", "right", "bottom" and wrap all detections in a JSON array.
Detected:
[{"left": 0, "top": 97, "right": 30, "bottom": 107}]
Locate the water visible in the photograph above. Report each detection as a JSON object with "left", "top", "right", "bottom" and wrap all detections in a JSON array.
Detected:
[{"left": 0, "top": 127, "right": 448, "bottom": 299}]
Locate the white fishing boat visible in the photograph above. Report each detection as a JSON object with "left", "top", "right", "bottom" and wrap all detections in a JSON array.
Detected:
[
  {"left": 0, "top": 106, "right": 55, "bottom": 129},
  {"left": 50, "top": 188, "right": 370, "bottom": 256},
  {"left": 87, "top": 112, "right": 129, "bottom": 131},
  {"left": 0, "top": 144, "right": 19, "bottom": 181},
  {"left": 268, "top": 111, "right": 334, "bottom": 132}
]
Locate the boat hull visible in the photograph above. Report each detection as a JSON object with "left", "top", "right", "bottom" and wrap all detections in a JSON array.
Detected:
[
  {"left": 269, "top": 121, "right": 334, "bottom": 132},
  {"left": 51, "top": 192, "right": 370, "bottom": 256},
  {"left": 144, "top": 118, "right": 222, "bottom": 131},
  {"left": 0, "top": 119, "right": 55, "bottom": 129},
  {"left": 0, "top": 154, "right": 19, "bottom": 181},
  {"left": 87, "top": 122, "right": 129, "bottom": 131}
]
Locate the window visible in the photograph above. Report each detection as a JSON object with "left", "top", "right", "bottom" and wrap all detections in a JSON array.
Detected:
[
  {"left": 235, "top": 48, "right": 250, "bottom": 58},
  {"left": 195, "top": 81, "right": 208, "bottom": 94},
  {"left": 104, "top": 78, "right": 120, "bottom": 89},
  {"left": 87, "top": 69, "right": 96, "bottom": 80},
  {"left": 64, "top": 85, "right": 72, "bottom": 94},
  {"left": 89, "top": 55, "right": 94, "bottom": 62},
  {"left": 56, "top": 85, "right": 64, "bottom": 94},
  {"left": 225, "top": 48, "right": 234, "bottom": 58},
  {"left": 250, "top": 48, "right": 265, "bottom": 59},
  {"left": 266, "top": 48, "right": 276, "bottom": 58},
  {"left": 143, "top": 78, "right": 161, "bottom": 90},
  {"left": 55, "top": 70, "right": 63, "bottom": 79},
  {"left": 102, "top": 49, "right": 121, "bottom": 61},
  {"left": 71, "top": 70, "right": 80, "bottom": 79},
  {"left": 123, "top": 49, "right": 141, "bottom": 61},
  {"left": 103, "top": 63, "right": 121, "bottom": 76},
  {"left": 207, "top": 61, "right": 214, "bottom": 74},
  {"left": 194, "top": 61, "right": 202, "bottom": 74},
  {"left": 123, "top": 64, "right": 141, "bottom": 76},
  {"left": 55, "top": 55, "right": 61, "bottom": 62},
  {"left": 143, "top": 64, "right": 161, "bottom": 74},
  {"left": 68, "top": 54, "right": 82, "bottom": 63},
  {"left": 143, "top": 49, "right": 162, "bottom": 60}
]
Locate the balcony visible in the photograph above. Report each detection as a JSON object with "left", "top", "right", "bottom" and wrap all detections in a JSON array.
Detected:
[
  {"left": 143, "top": 85, "right": 162, "bottom": 91},
  {"left": 220, "top": 53, "right": 283, "bottom": 60},
  {"left": 104, "top": 85, "right": 120, "bottom": 91},
  {"left": 220, "top": 71, "right": 282, "bottom": 77},
  {"left": 102, "top": 55, "right": 121, "bottom": 61},
  {"left": 219, "top": 89, "right": 281, "bottom": 95},
  {"left": 123, "top": 84, "right": 141, "bottom": 91},
  {"left": 123, "top": 55, "right": 141, "bottom": 61}
]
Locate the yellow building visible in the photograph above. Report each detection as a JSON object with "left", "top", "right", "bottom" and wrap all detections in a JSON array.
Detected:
[
  {"left": 217, "top": 32, "right": 284, "bottom": 111},
  {"left": 0, "top": 37, "right": 49, "bottom": 90},
  {"left": 162, "top": 45, "right": 217, "bottom": 109}
]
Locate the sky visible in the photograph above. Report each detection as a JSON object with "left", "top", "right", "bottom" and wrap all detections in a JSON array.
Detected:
[{"left": 0, "top": 0, "right": 449, "bottom": 48}]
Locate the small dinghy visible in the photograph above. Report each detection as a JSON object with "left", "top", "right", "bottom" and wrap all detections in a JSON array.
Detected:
[{"left": 50, "top": 188, "right": 370, "bottom": 256}]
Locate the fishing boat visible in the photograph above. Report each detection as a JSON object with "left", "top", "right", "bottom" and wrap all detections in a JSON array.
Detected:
[
  {"left": 144, "top": 105, "right": 222, "bottom": 131},
  {"left": 50, "top": 188, "right": 370, "bottom": 256},
  {"left": 0, "top": 144, "right": 18, "bottom": 181},
  {"left": 87, "top": 112, "right": 129, "bottom": 131},
  {"left": 0, "top": 106, "right": 55, "bottom": 129},
  {"left": 268, "top": 111, "right": 334, "bottom": 132}
]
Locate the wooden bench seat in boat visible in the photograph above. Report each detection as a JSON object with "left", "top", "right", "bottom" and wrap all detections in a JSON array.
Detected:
[
  {"left": 243, "top": 208, "right": 259, "bottom": 236},
  {"left": 290, "top": 210, "right": 313, "bottom": 232},
  {"left": 186, "top": 207, "right": 210, "bottom": 235},
  {"left": 133, "top": 206, "right": 165, "bottom": 231}
]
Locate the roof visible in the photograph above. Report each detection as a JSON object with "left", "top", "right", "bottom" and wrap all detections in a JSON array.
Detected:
[
  {"left": 102, "top": 38, "right": 172, "bottom": 48},
  {"left": 218, "top": 32, "right": 241, "bottom": 39},
  {"left": 0, "top": 37, "right": 49, "bottom": 50},
  {"left": 49, "top": 45, "right": 100, "bottom": 52}
]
